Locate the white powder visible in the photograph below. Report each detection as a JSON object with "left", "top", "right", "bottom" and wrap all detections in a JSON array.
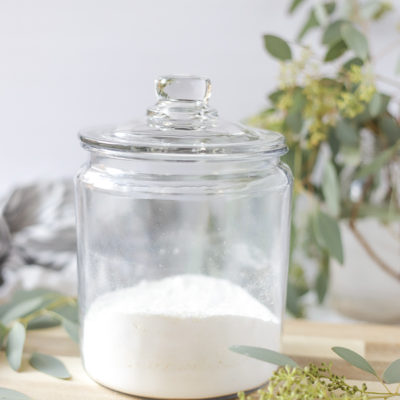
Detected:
[{"left": 82, "top": 274, "right": 281, "bottom": 399}]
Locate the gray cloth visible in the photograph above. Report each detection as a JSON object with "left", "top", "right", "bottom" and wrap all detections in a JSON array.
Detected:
[{"left": 0, "top": 180, "right": 77, "bottom": 297}]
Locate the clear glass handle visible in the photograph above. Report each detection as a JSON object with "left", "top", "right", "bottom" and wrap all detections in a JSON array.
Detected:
[
  {"left": 147, "top": 75, "right": 217, "bottom": 129},
  {"left": 155, "top": 75, "right": 212, "bottom": 103}
]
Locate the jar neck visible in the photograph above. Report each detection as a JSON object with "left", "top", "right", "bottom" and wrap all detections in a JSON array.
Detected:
[{"left": 88, "top": 152, "right": 280, "bottom": 178}]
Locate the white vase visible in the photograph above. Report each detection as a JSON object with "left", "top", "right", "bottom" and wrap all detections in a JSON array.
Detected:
[{"left": 329, "top": 218, "right": 400, "bottom": 323}]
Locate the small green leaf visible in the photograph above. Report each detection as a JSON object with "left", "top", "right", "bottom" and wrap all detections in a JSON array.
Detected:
[
  {"left": 285, "top": 112, "right": 303, "bottom": 132},
  {"left": 268, "top": 89, "right": 285, "bottom": 104},
  {"left": 52, "top": 303, "right": 79, "bottom": 343},
  {"left": 62, "top": 319, "right": 79, "bottom": 343},
  {"left": 29, "top": 352, "right": 71, "bottom": 379},
  {"left": 286, "top": 281, "right": 305, "bottom": 318},
  {"left": 322, "top": 20, "right": 348, "bottom": 46},
  {"left": 378, "top": 115, "right": 400, "bottom": 145},
  {"left": 332, "top": 346, "right": 377, "bottom": 377},
  {"left": 369, "top": 93, "right": 382, "bottom": 118},
  {"left": 324, "top": 40, "right": 348, "bottom": 62},
  {"left": 322, "top": 161, "right": 340, "bottom": 217},
  {"left": 355, "top": 141, "right": 400, "bottom": 179},
  {"left": 1, "top": 297, "right": 45, "bottom": 325},
  {"left": 1, "top": 289, "right": 63, "bottom": 324},
  {"left": 52, "top": 304, "right": 79, "bottom": 324},
  {"left": 27, "top": 315, "right": 61, "bottom": 330},
  {"left": 383, "top": 359, "right": 400, "bottom": 383},
  {"left": 313, "top": 211, "right": 344, "bottom": 264},
  {"left": 316, "top": 254, "right": 330, "bottom": 304},
  {"left": 297, "top": 9, "right": 319, "bottom": 41},
  {"left": 334, "top": 119, "right": 358, "bottom": 146},
  {"left": 230, "top": 345, "right": 298, "bottom": 367},
  {"left": 263, "top": 35, "right": 292, "bottom": 61},
  {"left": 314, "top": 3, "right": 328, "bottom": 26},
  {"left": 341, "top": 24, "right": 368, "bottom": 60},
  {"left": 0, "top": 387, "right": 32, "bottom": 400},
  {"left": 6, "top": 322, "right": 26, "bottom": 371},
  {"left": 0, "top": 322, "right": 8, "bottom": 348},
  {"left": 289, "top": 0, "right": 306, "bottom": 14},
  {"left": 10, "top": 288, "right": 60, "bottom": 304},
  {"left": 297, "top": 2, "right": 336, "bottom": 41},
  {"left": 342, "top": 57, "right": 364, "bottom": 70}
]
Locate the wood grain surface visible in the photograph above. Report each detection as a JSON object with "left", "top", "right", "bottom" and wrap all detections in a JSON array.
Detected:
[{"left": 1, "top": 319, "right": 399, "bottom": 399}]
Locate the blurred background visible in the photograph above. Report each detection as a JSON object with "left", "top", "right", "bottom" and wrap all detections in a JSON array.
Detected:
[
  {"left": 1, "top": 0, "right": 399, "bottom": 322},
  {"left": 0, "top": 0, "right": 293, "bottom": 193}
]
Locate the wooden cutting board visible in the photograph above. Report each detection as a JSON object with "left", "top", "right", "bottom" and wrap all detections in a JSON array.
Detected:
[{"left": 1, "top": 319, "right": 400, "bottom": 399}]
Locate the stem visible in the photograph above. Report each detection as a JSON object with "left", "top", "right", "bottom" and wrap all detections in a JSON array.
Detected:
[
  {"left": 18, "top": 296, "right": 76, "bottom": 326},
  {"left": 349, "top": 219, "right": 400, "bottom": 281},
  {"left": 348, "top": 172, "right": 400, "bottom": 281}
]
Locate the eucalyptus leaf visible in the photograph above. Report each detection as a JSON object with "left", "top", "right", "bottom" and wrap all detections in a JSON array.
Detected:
[
  {"left": 322, "top": 20, "right": 348, "bottom": 46},
  {"left": 332, "top": 346, "right": 377, "bottom": 377},
  {"left": 6, "top": 322, "right": 26, "bottom": 371},
  {"left": 269, "top": 89, "right": 285, "bottom": 104},
  {"left": 313, "top": 211, "right": 344, "bottom": 264},
  {"left": 286, "top": 112, "right": 303, "bottom": 132},
  {"left": 314, "top": 3, "right": 328, "bottom": 26},
  {"left": 355, "top": 141, "right": 400, "bottom": 179},
  {"left": 29, "top": 352, "right": 71, "bottom": 379},
  {"left": 289, "top": 0, "right": 305, "bottom": 14},
  {"left": 383, "top": 359, "right": 400, "bottom": 383},
  {"left": 52, "top": 304, "right": 79, "bottom": 324},
  {"left": 316, "top": 254, "right": 330, "bottom": 304},
  {"left": 342, "top": 57, "right": 364, "bottom": 70},
  {"left": 11, "top": 288, "right": 61, "bottom": 304},
  {"left": 27, "top": 315, "right": 61, "bottom": 330},
  {"left": 230, "top": 345, "right": 298, "bottom": 367},
  {"left": 327, "top": 127, "right": 340, "bottom": 157},
  {"left": 286, "top": 281, "right": 305, "bottom": 318},
  {"left": 297, "top": 2, "right": 335, "bottom": 41},
  {"left": 341, "top": 24, "right": 368, "bottom": 60},
  {"left": 334, "top": 119, "right": 358, "bottom": 146},
  {"left": 297, "top": 8, "right": 319, "bottom": 41},
  {"left": 1, "top": 297, "right": 46, "bottom": 325},
  {"left": 62, "top": 319, "right": 79, "bottom": 343},
  {"left": 378, "top": 115, "right": 400, "bottom": 145},
  {"left": 324, "top": 40, "right": 347, "bottom": 62},
  {"left": 264, "top": 35, "right": 292, "bottom": 61},
  {"left": 322, "top": 161, "right": 340, "bottom": 217},
  {"left": 0, "top": 322, "right": 8, "bottom": 348},
  {"left": 1, "top": 289, "right": 63, "bottom": 324},
  {"left": 0, "top": 387, "right": 32, "bottom": 400},
  {"left": 369, "top": 93, "right": 383, "bottom": 118}
]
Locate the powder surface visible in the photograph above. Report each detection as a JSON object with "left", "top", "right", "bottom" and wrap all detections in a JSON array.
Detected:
[{"left": 82, "top": 274, "right": 281, "bottom": 399}]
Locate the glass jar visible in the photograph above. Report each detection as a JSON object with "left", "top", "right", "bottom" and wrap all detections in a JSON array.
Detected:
[{"left": 74, "top": 75, "right": 292, "bottom": 399}]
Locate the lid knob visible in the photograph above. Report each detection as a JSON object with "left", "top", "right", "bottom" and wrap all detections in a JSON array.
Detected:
[
  {"left": 147, "top": 75, "right": 217, "bottom": 129},
  {"left": 156, "top": 75, "right": 212, "bottom": 103}
]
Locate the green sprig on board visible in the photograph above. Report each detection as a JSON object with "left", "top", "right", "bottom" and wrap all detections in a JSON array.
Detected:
[
  {"left": 231, "top": 345, "right": 400, "bottom": 399},
  {"left": 0, "top": 288, "right": 78, "bottom": 399}
]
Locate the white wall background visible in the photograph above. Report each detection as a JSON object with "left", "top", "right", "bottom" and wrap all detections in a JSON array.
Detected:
[
  {"left": 0, "top": 1, "right": 398, "bottom": 195},
  {"left": 0, "top": 0, "right": 294, "bottom": 194}
]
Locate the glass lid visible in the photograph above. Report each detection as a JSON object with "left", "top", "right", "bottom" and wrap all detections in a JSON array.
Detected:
[{"left": 79, "top": 75, "right": 287, "bottom": 157}]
